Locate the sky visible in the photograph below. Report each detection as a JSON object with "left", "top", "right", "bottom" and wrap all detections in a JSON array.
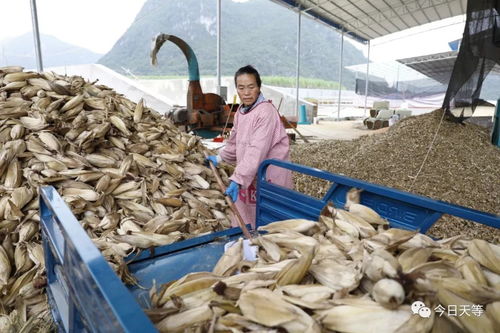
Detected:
[
  {"left": 0, "top": 0, "right": 147, "bottom": 54},
  {"left": 0, "top": 0, "right": 465, "bottom": 67}
]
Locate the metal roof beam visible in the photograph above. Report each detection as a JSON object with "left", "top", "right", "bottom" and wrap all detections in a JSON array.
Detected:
[
  {"left": 458, "top": 0, "right": 465, "bottom": 16},
  {"left": 413, "top": 0, "right": 434, "bottom": 23},
  {"left": 365, "top": 0, "right": 407, "bottom": 31},
  {"left": 308, "top": 2, "right": 376, "bottom": 40},
  {"left": 445, "top": 1, "right": 453, "bottom": 17},
  {"left": 421, "top": 0, "right": 443, "bottom": 21},
  {"left": 314, "top": 1, "right": 383, "bottom": 38},
  {"left": 269, "top": 0, "right": 369, "bottom": 42},
  {"left": 396, "top": 0, "right": 423, "bottom": 26},
  {"left": 344, "top": 0, "right": 394, "bottom": 35},
  {"left": 348, "top": 0, "right": 459, "bottom": 32},
  {"left": 302, "top": 0, "right": 330, "bottom": 13},
  {"left": 381, "top": 0, "right": 411, "bottom": 29},
  {"left": 269, "top": 0, "right": 465, "bottom": 41}
]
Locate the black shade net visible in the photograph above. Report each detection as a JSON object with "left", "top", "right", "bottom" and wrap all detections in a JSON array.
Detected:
[{"left": 443, "top": 0, "right": 500, "bottom": 121}]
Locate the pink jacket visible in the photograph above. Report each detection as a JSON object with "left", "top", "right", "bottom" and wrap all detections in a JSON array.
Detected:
[{"left": 220, "top": 100, "right": 293, "bottom": 228}]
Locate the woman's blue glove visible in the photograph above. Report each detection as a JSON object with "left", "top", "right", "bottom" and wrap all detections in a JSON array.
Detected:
[
  {"left": 204, "top": 155, "right": 219, "bottom": 167},
  {"left": 225, "top": 181, "right": 240, "bottom": 202}
]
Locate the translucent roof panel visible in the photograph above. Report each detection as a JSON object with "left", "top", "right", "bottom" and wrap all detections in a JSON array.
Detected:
[
  {"left": 346, "top": 61, "right": 430, "bottom": 84},
  {"left": 270, "top": 0, "right": 467, "bottom": 42},
  {"left": 397, "top": 51, "right": 458, "bottom": 84},
  {"left": 397, "top": 50, "right": 500, "bottom": 84}
]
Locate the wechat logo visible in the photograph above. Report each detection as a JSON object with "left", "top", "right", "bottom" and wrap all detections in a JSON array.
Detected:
[{"left": 411, "top": 301, "right": 431, "bottom": 318}]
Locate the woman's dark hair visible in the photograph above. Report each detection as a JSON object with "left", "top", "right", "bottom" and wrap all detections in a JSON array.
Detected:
[{"left": 234, "top": 65, "right": 261, "bottom": 88}]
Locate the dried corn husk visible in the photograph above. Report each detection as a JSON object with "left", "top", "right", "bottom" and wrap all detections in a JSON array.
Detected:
[
  {"left": 147, "top": 194, "right": 500, "bottom": 332},
  {"left": 0, "top": 67, "right": 234, "bottom": 328}
]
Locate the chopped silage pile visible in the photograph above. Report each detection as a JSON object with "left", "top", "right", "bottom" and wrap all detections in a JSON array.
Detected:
[{"left": 291, "top": 109, "right": 500, "bottom": 243}]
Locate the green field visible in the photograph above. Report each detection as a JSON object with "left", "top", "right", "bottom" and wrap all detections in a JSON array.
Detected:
[
  {"left": 133, "top": 75, "right": 343, "bottom": 90},
  {"left": 135, "top": 75, "right": 188, "bottom": 80},
  {"left": 261, "top": 76, "right": 344, "bottom": 89}
]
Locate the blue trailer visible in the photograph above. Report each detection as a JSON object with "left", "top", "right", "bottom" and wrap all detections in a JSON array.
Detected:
[{"left": 39, "top": 159, "right": 500, "bottom": 332}]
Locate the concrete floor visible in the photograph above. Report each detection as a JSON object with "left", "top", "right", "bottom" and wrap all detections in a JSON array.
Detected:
[
  {"left": 201, "top": 119, "right": 386, "bottom": 150},
  {"left": 293, "top": 120, "right": 388, "bottom": 142}
]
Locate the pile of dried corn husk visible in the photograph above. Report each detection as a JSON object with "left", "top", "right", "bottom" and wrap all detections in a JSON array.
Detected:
[
  {"left": 0, "top": 66, "right": 231, "bottom": 329},
  {"left": 291, "top": 110, "right": 500, "bottom": 243},
  {"left": 147, "top": 189, "right": 500, "bottom": 332}
]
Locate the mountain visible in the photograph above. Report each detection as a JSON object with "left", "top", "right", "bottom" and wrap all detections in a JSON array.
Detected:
[
  {"left": 0, "top": 33, "right": 102, "bottom": 69},
  {"left": 98, "top": 0, "right": 368, "bottom": 89}
]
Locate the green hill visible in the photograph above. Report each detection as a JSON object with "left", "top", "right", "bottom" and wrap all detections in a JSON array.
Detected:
[
  {"left": 0, "top": 32, "right": 102, "bottom": 68},
  {"left": 98, "top": 0, "right": 368, "bottom": 89}
]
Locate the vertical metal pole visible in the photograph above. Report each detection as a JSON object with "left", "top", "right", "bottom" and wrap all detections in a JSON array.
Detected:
[
  {"left": 216, "top": 0, "right": 221, "bottom": 95},
  {"left": 395, "top": 62, "right": 400, "bottom": 91},
  {"left": 30, "top": 0, "right": 43, "bottom": 72},
  {"left": 364, "top": 40, "right": 371, "bottom": 117},
  {"left": 295, "top": 8, "right": 301, "bottom": 117},
  {"left": 337, "top": 29, "right": 344, "bottom": 121}
]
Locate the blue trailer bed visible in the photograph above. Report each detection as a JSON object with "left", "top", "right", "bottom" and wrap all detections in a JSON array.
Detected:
[{"left": 40, "top": 159, "right": 499, "bottom": 332}]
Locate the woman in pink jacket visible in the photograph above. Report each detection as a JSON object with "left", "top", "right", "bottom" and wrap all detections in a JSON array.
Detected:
[{"left": 206, "top": 65, "right": 293, "bottom": 229}]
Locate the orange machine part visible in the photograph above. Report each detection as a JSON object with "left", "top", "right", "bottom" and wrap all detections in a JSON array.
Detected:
[{"left": 187, "top": 81, "right": 204, "bottom": 111}]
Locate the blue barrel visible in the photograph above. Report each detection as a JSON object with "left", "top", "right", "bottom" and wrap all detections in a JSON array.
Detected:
[
  {"left": 298, "top": 104, "right": 311, "bottom": 124},
  {"left": 492, "top": 99, "right": 500, "bottom": 147}
]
